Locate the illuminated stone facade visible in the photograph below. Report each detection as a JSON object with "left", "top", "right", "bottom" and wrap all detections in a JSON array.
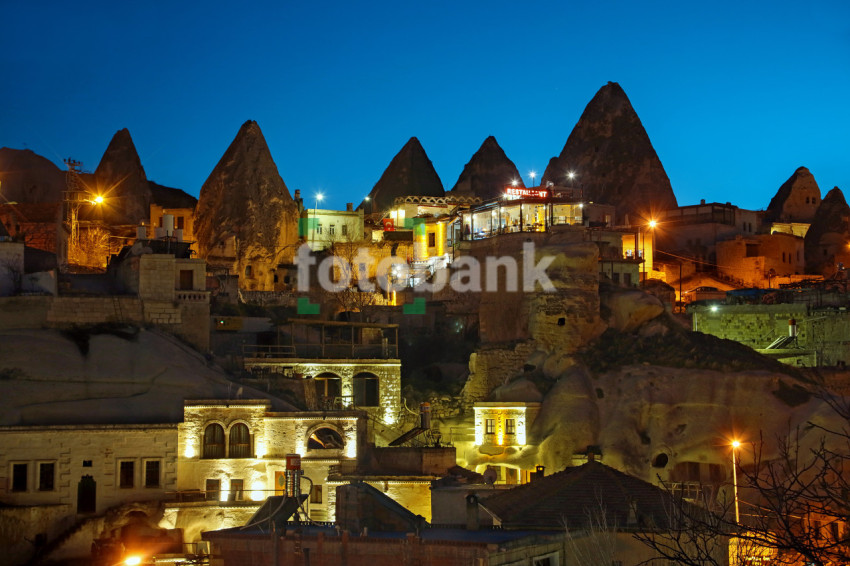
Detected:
[{"left": 243, "top": 359, "right": 402, "bottom": 426}]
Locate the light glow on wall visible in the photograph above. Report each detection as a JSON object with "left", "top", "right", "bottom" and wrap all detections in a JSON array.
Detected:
[
  {"left": 250, "top": 480, "right": 266, "bottom": 501},
  {"left": 184, "top": 442, "right": 196, "bottom": 459}
]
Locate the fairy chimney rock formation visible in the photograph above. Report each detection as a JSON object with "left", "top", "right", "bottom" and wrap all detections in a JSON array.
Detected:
[
  {"left": 0, "top": 148, "right": 67, "bottom": 203},
  {"left": 450, "top": 136, "right": 525, "bottom": 200},
  {"left": 194, "top": 120, "right": 299, "bottom": 290},
  {"left": 766, "top": 166, "right": 822, "bottom": 223},
  {"left": 804, "top": 186, "right": 850, "bottom": 275},
  {"left": 93, "top": 128, "right": 152, "bottom": 224},
  {"left": 541, "top": 82, "right": 677, "bottom": 224},
  {"left": 360, "top": 137, "right": 444, "bottom": 213}
]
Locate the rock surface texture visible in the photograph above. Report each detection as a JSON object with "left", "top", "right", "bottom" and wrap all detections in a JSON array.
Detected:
[
  {"left": 360, "top": 137, "right": 444, "bottom": 213},
  {"left": 0, "top": 148, "right": 66, "bottom": 203},
  {"left": 450, "top": 136, "right": 524, "bottom": 200},
  {"left": 194, "top": 120, "right": 300, "bottom": 290},
  {"left": 92, "top": 128, "right": 152, "bottom": 224},
  {"left": 766, "top": 166, "right": 822, "bottom": 223},
  {"left": 804, "top": 186, "right": 850, "bottom": 275},
  {"left": 541, "top": 82, "right": 677, "bottom": 223}
]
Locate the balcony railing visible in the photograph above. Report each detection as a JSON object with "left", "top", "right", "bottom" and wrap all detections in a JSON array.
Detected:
[{"left": 243, "top": 343, "right": 398, "bottom": 360}]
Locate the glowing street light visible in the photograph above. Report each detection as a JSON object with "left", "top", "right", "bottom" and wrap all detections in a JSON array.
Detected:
[
  {"left": 529, "top": 170, "right": 536, "bottom": 187},
  {"left": 567, "top": 170, "right": 576, "bottom": 181},
  {"left": 641, "top": 219, "right": 657, "bottom": 279},
  {"left": 731, "top": 439, "right": 741, "bottom": 524}
]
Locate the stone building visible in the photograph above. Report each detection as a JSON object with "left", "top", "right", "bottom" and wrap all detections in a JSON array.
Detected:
[
  {"left": 716, "top": 232, "right": 806, "bottom": 287},
  {"left": 0, "top": 423, "right": 178, "bottom": 564}
]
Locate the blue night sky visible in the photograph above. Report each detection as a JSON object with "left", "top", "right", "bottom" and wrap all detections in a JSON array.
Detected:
[{"left": 1, "top": 0, "right": 848, "bottom": 211}]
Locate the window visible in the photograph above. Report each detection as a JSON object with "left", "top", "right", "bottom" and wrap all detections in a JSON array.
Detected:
[
  {"left": 230, "top": 479, "right": 244, "bottom": 501},
  {"left": 485, "top": 419, "right": 495, "bottom": 435},
  {"left": 428, "top": 232, "right": 436, "bottom": 247},
  {"left": 329, "top": 225, "right": 336, "bottom": 236},
  {"left": 177, "top": 216, "right": 185, "bottom": 230},
  {"left": 341, "top": 225, "right": 348, "bottom": 236},
  {"left": 11, "top": 463, "right": 27, "bottom": 492},
  {"left": 310, "top": 485, "right": 323, "bottom": 504},
  {"left": 203, "top": 424, "right": 225, "bottom": 459},
  {"left": 205, "top": 479, "right": 220, "bottom": 501},
  {"left": 179, "top": 269, "right": 193, "bottom": 290},
  {"left": 505, "top": 419, "right": 516, "bottom": 435},
  {"left": 119, "top": 461, "right": 134, "bottom": 488},
  {"left": 353, "top": 374, "right": 379, "bottom": 406},
  {"left": 144, "top": 460, "right": 161, "bottom": 488},
  {"left": 317, "top": 224, "right": 323, "bottom": 235},
  {"left": 83, "top": 460, "right": 92, "bottom": 467},
  {"left": 229, "top": 423, "right": 251, "bottom": 458},
  {"left": 244, "top": 265, "right": 253, "bottom": 278},
  {"left": 39, "top": 462, "right": 55, "bottom": 491}
]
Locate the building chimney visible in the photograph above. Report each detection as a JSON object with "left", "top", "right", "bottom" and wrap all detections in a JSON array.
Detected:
[
  {"left": 700, "top": 199, "right": 706, "bottom": 205},
  {"left": 294, "top": 189, "right": 301, "bottom": 200},
  {"left": 346, "top": 202, "right": 353, "bottom": 212},
  {"left": 466, "top": 493, "right": 480, "bottom": 530}
]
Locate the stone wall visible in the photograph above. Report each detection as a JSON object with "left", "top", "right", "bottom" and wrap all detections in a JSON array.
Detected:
[
  {"left": 45, "top": 296, "right": 145, "bottom": 326},
  {"left": 0, "top": 424, "right": 177, "bottom": 561},
  {"left": 0, "top": 295, "right": 52, "bottom": 329},
  {"left": 692, "top": 304, "right": 850, "bottom": 365}
]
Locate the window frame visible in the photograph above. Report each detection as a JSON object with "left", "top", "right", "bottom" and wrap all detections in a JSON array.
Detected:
[
  {"left": 118, "top": 460, "right": 135, "bottom": 489},
  {"left": 228, "top": 423, "right": 252, "bottom": 459},
  {"left": 485, "top": 418, "right": 495, "bottom": 435},
  {"left": 203, "top": 423, "right": 226, "bottom": 459},
  {"left": 505, "top": 418, "right": 516, "bottom": 436},
  {"left": 144, "top": 459, "right": 161, "bottom": 488},
  {"left": 38, "top": 461, "right": 56, "bottom": 492}
]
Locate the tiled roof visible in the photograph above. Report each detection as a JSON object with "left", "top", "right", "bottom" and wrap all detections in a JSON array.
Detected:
[{"left": 479, "top": 461, "right": 678, "bottom": 530}]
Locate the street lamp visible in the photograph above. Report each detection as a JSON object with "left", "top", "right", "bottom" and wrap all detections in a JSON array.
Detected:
[
  {"left": 731, "top": 439, "right": 741, "bottom": 524},
  {"left": 642, "top": 219, "right": 656, "bottom": 280},
  {"left": 529, "top": 170, "right": 536, "bottom": 187},
  {"left": 363, "top": 195, "right": 371, "bottom": 215}
]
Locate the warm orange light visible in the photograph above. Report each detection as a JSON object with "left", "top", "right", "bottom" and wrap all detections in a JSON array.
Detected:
[
  {"left": 648, "top": 219, "right": 657, "bottom": 229},
  {"left": 123, "top": 557, "right": 142, "bottom": 566},
  {"left": 731, "top": 440, "right": 740, "bottom": 449}
]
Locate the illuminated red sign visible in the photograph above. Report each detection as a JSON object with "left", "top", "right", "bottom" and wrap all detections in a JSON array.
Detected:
[
  {"left": 382, "top": 218, "right": 395, "bottom": 231},
  {"left": 505, "top": 187, "right": 549, "bottom": 198}
]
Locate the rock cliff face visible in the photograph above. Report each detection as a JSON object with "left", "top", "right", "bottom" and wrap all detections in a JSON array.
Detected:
[
  {"left": 93, "top": 128, "right": 152, "bottom": 224},
  {"left": 450, "top": 136, "right": 524, "bottom": 200},
  {"left": 541, "top": 82, "right": 677, "bottom": 223},
  {"left": 0, "top": 148, "right": 66, "bottom": 203},
  {"left": 766, "top": 166, "right": 821, "bottom": 223},
  {"left": 194, "top": 120, "right": 300, "bottom": 290},
  {"left": 804, "top": 186, "right": 850, "bottom": 275},
  {"left": 360, "top": 137, "right": 444, "bottom": 213}
]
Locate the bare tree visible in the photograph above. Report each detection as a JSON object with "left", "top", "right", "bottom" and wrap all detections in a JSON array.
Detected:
[{"left": 635, "top": 393, "right": 850, "bottom": 566}]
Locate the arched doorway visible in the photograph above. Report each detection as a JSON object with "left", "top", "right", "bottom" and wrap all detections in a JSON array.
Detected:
[
  {"left": 314, "top": 372, "right": 342, "bottom": 409},
  {"left": 353, "top": 372, "right": 379, "bottom": 406}
]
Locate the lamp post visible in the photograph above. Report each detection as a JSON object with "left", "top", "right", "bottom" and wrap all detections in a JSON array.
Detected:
[
  {"left": 642, "top": 219, "right": 657, "bottom": 280},
  {"left": 731, "top": 439, "right": 741, "bottom": 524},
  {"left": 529, "top": 170, "right": 536, "bottom": 188},
  {"left": 363, "top": 196, "right": 371, "bottom": 215}
]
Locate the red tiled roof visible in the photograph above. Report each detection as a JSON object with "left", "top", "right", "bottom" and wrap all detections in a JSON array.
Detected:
[{"left": 479, "top": 461, "right": 679, "bottom": 530}]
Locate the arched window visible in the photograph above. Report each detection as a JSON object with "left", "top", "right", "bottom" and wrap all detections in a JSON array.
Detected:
[
  {"left": 308, "top": 427, "right": 344, "bottom": 450},
  {"left": 203, "top": 424, "right": 225, "bottom": 459},
  {"left": 229, "top": 423, "right": 251, "bottom": 458}
]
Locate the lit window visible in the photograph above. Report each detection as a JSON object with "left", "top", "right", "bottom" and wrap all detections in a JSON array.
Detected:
[
  {"left": 144, "top": 460, "right": 161, "bottom": 488},
  {"left": 119, "top": 461, "right": 134, "bottom": 488},
  {"left": 506, "top": 419, "right": 516, "bottom": 435},
  {"left": 203, "top": 424, "right": 225, "bottom": 459},
  {"left": 229, "top": 423, "right": 251, "bottom": 458},
  {"left": 485, "top": 419, "right": 495, "bottom": 435},
  {"left": 39, "top": 462, "right": 55, "bottom": 491}
]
